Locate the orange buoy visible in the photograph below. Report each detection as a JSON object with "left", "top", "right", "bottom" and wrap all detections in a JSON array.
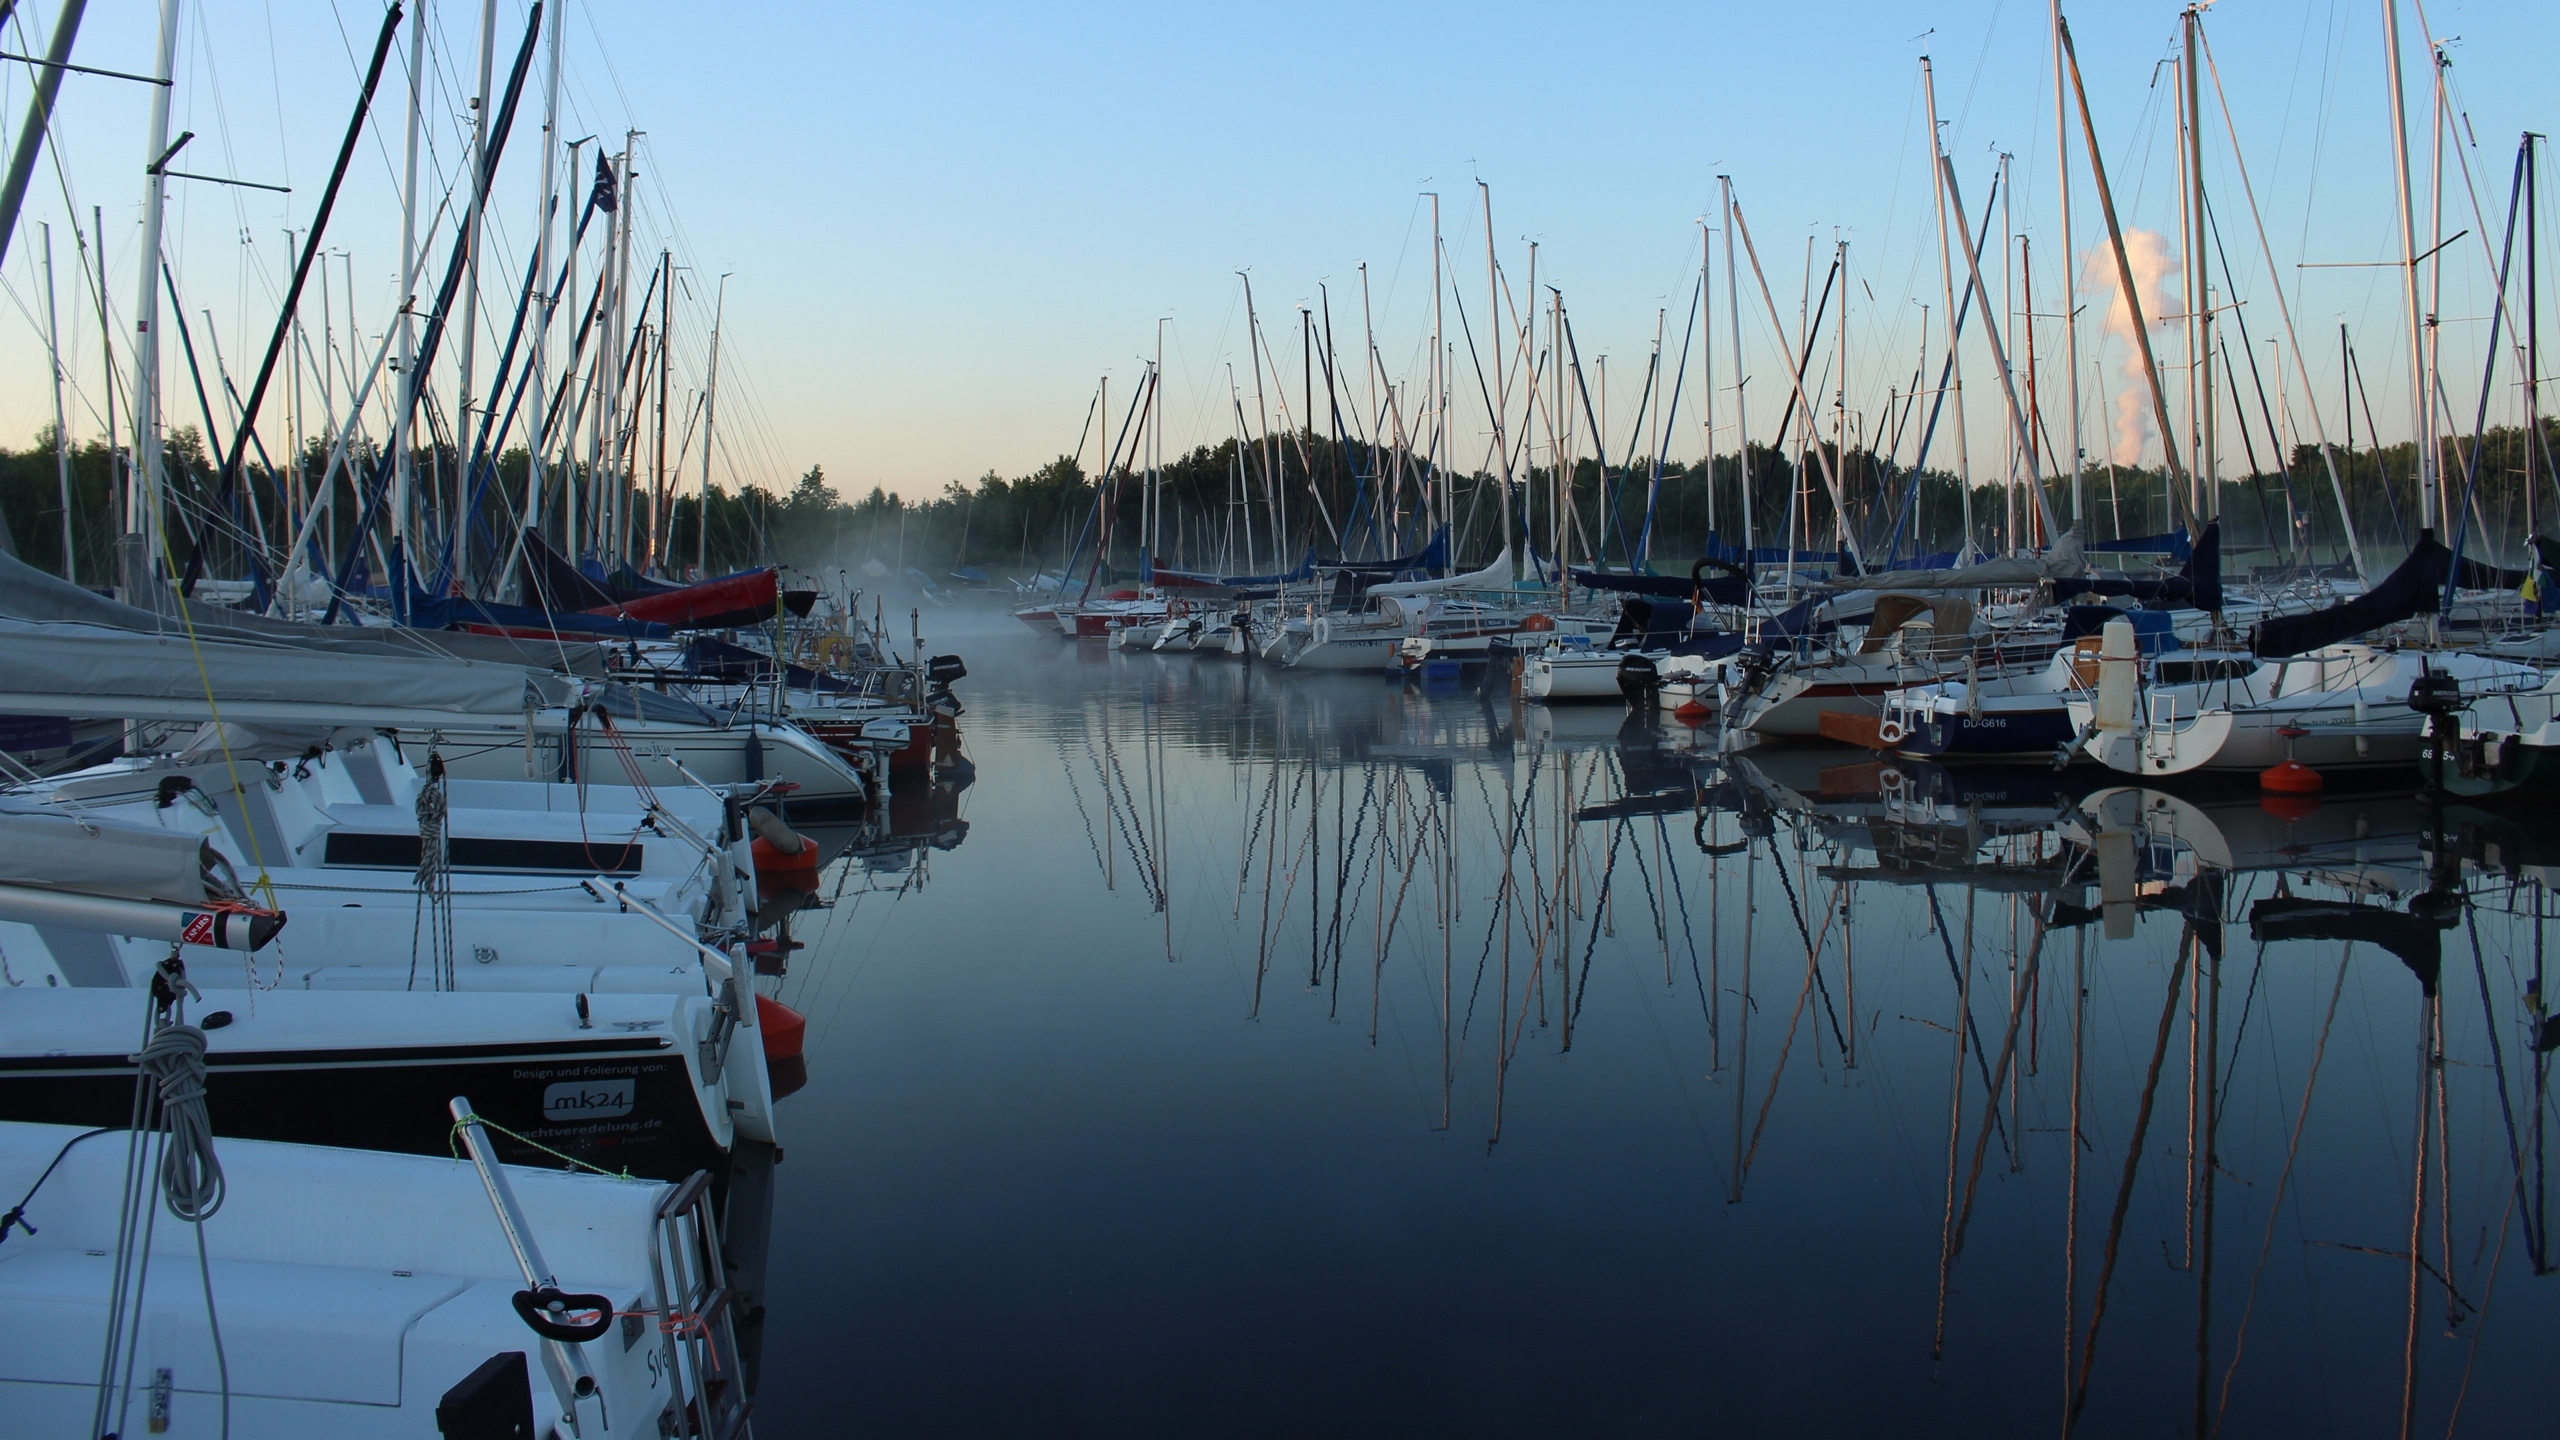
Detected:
[
  {"left": 1675, "top": 699, "right": 1711, "bottom": 724},
  {"left": 2262, "top": 724, "right": 2323, "bottom": 795},
  {"left": 755, "top": 994, "right": 807, "bottom": 1062},
  {"left": 2260, "top": 760, "right": 2323, "bottom": 794}
]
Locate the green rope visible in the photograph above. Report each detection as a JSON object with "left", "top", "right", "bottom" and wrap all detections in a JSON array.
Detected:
[{"left": 446, "top": 1112, "right": 642, "bottom": 1183}]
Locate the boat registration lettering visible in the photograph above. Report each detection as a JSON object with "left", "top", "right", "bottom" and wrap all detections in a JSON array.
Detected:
[{"left": 544, "top": 1078, "right": 636, "bottom": 1120}]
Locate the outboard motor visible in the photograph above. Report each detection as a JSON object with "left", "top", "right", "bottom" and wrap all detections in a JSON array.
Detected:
[
  {"left": 1616, "top": 653, "right": 1660, "bottom": 706},
  {"left": 2408, "top": 660, "right": 2467, "bottom": 788},
  {"left": 925, "top": 653, "right": 967, "bottom": 718},
  {"left": 1482, "top": 635, "right": 1518, "bottom": 695}
]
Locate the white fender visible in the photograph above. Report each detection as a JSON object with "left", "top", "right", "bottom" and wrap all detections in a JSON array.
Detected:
[{"left": 2094, "top": 619, "right": 2137, "bottom": 732}]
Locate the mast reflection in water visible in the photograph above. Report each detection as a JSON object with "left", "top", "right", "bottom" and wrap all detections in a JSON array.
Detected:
[{"left": 756, "top": 630, "right": 2556, "bottom": 1437}]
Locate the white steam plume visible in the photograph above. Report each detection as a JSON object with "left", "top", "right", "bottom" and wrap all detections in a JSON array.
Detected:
[{"left": 2082, "top": 230, "right": 2180, "bottom": 466}]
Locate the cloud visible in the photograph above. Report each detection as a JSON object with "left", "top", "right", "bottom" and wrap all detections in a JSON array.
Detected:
[{"left": 2082, "top": 230, "right": 2180, "bottom": 466}]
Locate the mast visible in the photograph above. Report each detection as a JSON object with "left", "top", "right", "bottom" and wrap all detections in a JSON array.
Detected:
[
  {"left": 1524, "top": 241, "right": 1536, "bottom": 572},
  {"left": 2062, "top": 17, "right": 2191, "bottom": 516},
  {"left": 1939, "top": 151, "right": 2068, "bottom": 548},
  {"left": 560, "top": 138, "right": 587, "bottom": 556},
  {"left": 2174, "top": 35, "right": 2198, "bottom": 514},
  {"left": 1155, "top": 317, "right": 1167, "bottom": 566},
  {"left": 697, "top": 272, "right": 725, "bottom": 579},
  {"left": 523, "top": 0, "right": 564, "bottom": 583},
  {"left": 91, "top": 206, "right": 117, "bottom": 549},
  {"left": 1555, "top": 287, "right": 1570, "bottom": 582},
  {"left": 2530, "top": 133, "right": 2542, "bottom": 545},
  {"left": 1483, "top": 181, "right": 1513, "bottom": 575},
  {"left": 1242, "top": 273, "right": 1279, "bottom": 560},
  {"left": 0, "top": 0, "right": 88, "bottom": 274},
  {"left": 1791, "top": 238, "right": 1807, "bottom": 593},
  {"left": 2426, "top": 40, "right": 2448, "bottom": 536},
  {"left": 2192, "top": 14, "right": 2366, "bottom": 579},
  {"left": 43, "top": 223, "right": 74, "bottom": 582},
  {"left": 1598, "top": 352, "right": 1610, "bottom": 569},
  {"left": 2186, "top": 5, "right": 2217, "bottom": 524},
  {"left": 1098, "top": 373, "right": 1110, "bottom": 578},
  {"left": 651, "top": 248, "right": 671, "bottom": 569},
  {"left": 2000, "top": 150, "right": 2016, "bottom": 549},
  {"left": 1837, "top": 238, "right": 1851, "bottom": 559},
  {"left": 2054, "top": 0, "right": 2083, "bottom": 527},
  {"left": 287, "top": 230, "right": 304, "bottom": 559},
  {"left": 2381, "top": 0, "right": 2436, "bottom": 535},
  {"left": 1360, "top": 261, "right": 1379, "bottom": 559},
  {"left": 455, "top": 0, "right": 500, "bottom": 568},
  {"left": 2024, "top": 234, "right": 2042, "bottom": 548},
  {"left": 1922, "top": 57, "right": 1975, "bottom": 557},
  {"left": 392, "top": 0, "right": 426, "bottom": 595},
  {"left": 1702, "top": 222, "right": 1716, "bottom": 540},
  {"left": 125, "top": 0, "right": 182, "bottom": 599},
  {"left": 1429, "top": 191, "right": 1445, "bottom": 540},
  {"left": 1723, "top": 176, "right": 1753, "bottom": 556},
  {"left": 610, "top": 134, "right": 639, "bottom": 564}
]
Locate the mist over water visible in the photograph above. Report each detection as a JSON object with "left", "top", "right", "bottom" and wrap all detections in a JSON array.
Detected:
[{"left": 752, "top": 614, "right": 2555, "bottom": 1436}]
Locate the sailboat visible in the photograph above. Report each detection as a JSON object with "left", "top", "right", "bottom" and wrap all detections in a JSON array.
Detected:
[{"left": 2066, "top": 540, "right": 2541, "bottom": 776}]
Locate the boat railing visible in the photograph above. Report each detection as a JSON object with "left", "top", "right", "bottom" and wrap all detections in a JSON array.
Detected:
[{"left": 2145, "top": 690, "right": 2183, "bottom": 763}]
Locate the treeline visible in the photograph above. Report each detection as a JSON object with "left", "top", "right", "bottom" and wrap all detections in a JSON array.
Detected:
[
  {"left": 735, "top": 418, "right": 2560, "bottom": 583},
  {"left": 6, "top": 417, "right": 2550, "bottom": 593},
  {"left": 0, "top": 427, "right": 811, "bottom": 590}
]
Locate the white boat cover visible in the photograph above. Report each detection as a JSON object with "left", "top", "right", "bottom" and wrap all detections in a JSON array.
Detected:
[
  {"left": 1368, "top": 548, "right": 1513, "bottom": 599},
  {"left": 0, "top": 808, "right": 213, "bottom": 904}
]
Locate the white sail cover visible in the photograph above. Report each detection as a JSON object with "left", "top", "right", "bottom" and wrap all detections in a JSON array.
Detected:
[
  {"left": 0, "top": 549, "right": 605, "bottom": 675},
  {"left": 1367, "top": 547, "right": 1513, "bottom": 599},
  {"left": 0, "top": 808, "right": 213, "bottom": 905},
  {"left": 1831, "top": 530, "right": 2086, "bottom": 593},
  {"left": 0, "top": 623, "right": 574, "bottom": 725}
]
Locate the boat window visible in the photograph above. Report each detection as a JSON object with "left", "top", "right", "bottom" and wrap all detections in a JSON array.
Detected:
[{"left": 2152, "top": 658, "right": 2256, "bottom": 686}]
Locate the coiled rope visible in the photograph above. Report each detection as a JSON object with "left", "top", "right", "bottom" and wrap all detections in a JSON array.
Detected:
[
  {"left": 137, "top": 1023, "right": 223, "bottom": 1222},
  {"left": 96, "top": 963, "right": 231, "bottom": 1440}
]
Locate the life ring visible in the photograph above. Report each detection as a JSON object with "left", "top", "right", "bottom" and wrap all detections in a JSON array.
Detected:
[{"left": 1877, "top": 718, "right": 1908, "bottom": 746}]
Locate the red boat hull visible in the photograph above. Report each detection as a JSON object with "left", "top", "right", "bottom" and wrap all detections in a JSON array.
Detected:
[{"left": 586, "top": 568, "right": 783, "bottom": 629}]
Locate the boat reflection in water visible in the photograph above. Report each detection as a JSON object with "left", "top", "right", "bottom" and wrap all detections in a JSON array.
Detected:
[{"left": 763, "top": 637, "right": 2555, "bottom": 1436}]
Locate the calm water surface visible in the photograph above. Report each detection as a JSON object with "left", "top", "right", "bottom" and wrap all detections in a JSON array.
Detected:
[{"left": 751, "top": 619, "right": 2556, "bottom": 1437}]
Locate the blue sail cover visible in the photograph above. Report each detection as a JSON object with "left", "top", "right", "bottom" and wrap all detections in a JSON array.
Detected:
[
  {"left": 1570, "top": 568, "right": 1754, "bottom": 607},
  {"left": 406, "top": 593, "right": 674, "bottom": 639},
  {"left": 2087, "top": 529, "right": 2194, "bottom": 560},
  {"left": 2054, "top": 521, "right": 2221, "bottom": 609},
  {"left": 1326, "top": 528, "right": 1447, "bottom": 580},
  {"left": 1150, "top": 548, "right": 1322, "bottom": 589},
  {"left": 2254, "top": 536, "right": 2447, "bottom": 659},
  {"left": 1695, "top": 532, "right": 1848, "bottom": 570}
]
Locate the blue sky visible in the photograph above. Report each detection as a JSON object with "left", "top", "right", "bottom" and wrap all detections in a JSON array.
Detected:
[{"left": 1, "top": 0, "right": 2552, "bottom": 506}]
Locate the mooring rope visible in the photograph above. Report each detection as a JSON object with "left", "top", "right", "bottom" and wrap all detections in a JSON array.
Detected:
[{"left": 410, "top": 753, "right": 455, "bottom": 991}]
